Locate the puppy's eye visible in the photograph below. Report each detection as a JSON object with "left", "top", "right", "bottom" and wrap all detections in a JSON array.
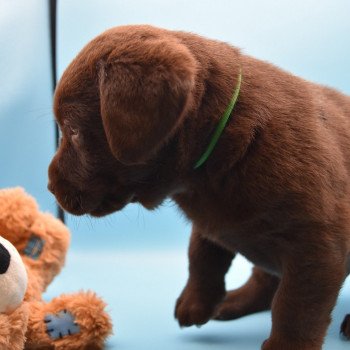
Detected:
[
  {"left": 71, "top": 129, "right": 80, "bottom": 146},
  {"left": 63, "top": 121, "right": 78, "bottom": 137},
  {"left": 70, "top": 127, "right": 79, "bottom": 136}
]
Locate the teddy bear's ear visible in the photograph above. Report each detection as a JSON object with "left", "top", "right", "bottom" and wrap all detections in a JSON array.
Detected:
[
  {"left": 0, "top": 188, "right": 39, "bottom": 244},
  {"left": 26, "top": 212, "right": 70, "bottom": 288},
  {"left": 98, "top": 37, "right": 197, "bottom": 165}
]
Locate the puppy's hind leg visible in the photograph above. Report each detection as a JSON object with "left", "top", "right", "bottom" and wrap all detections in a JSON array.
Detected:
[{"left": 214, "top": 266, "right": 279, "bottom": 321}]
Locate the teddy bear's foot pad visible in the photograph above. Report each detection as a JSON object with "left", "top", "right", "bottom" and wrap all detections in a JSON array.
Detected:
[{"left": 45, "top": 309, "right": 80, "bottom": 339}]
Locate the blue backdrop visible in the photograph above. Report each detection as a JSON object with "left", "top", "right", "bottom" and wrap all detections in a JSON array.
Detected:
[{"left": 1, "top": 0, "right": 350, "bottom": 251}]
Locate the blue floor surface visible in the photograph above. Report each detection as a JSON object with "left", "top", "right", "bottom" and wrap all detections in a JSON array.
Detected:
[{"left": 45, "top": 250, "right": 350, "bottom": 350}]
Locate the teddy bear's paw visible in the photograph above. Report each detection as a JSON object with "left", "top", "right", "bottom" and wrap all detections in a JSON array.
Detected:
[
  {"left": 45, "top": 309, "right": 80, "bottom": 340},
  {"left": 26, "top": 292, "right": 112, "bottom": 350}
]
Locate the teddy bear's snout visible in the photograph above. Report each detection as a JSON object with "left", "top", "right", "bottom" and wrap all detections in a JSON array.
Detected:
[
  {"left": 0, "top": 237, "right": 28, "bottom": 314},
  {"left": 0, "top": 243, "right": 11, "bottom": 274}
]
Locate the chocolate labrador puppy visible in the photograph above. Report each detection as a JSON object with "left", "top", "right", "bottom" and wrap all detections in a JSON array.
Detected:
[{"left": 48, "top": 25, "right": 350, "bottom": 349}]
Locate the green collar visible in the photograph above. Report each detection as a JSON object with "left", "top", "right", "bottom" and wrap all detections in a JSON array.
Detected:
[{"left": 194, "top": 69, "right": 242, "bottom": 169}]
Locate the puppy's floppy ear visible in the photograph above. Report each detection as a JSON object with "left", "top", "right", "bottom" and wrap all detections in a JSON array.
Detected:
[{"left": 98, "top": 37, "right": 196, "bottom": 165}]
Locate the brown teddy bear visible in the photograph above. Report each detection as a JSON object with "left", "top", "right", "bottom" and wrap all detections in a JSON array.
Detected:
[{"left": 0, "top": 187, "right": 112, "bottom": 350}]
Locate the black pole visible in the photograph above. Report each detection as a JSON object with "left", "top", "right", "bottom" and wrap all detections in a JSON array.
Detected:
[{"left": 49, "top": 0, "right": 65, "bottom": 223}]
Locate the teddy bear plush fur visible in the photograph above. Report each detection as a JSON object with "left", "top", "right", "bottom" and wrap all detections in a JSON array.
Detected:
[{"left": 0, "top": 187, "right": 112, "bottom": 350}]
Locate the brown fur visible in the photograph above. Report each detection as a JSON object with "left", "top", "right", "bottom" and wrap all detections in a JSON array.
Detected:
[
  {"left": 48, "top": 25, "right": 350, "bottom": 349},
  {"left": 0, "top": 188, "right": 112, "bottom": 349}
]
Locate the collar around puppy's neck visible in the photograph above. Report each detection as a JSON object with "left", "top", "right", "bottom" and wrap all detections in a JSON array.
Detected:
[{"left": 193, "top": 69, "right": 242, "bottom": 169}]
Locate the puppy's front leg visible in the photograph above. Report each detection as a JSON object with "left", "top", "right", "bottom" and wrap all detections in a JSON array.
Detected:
[
  {"left": 262, "top": 255, "right": 346, "bottom": 350},
  {"left": 175, "top": 227, "right": 234, "bottom": 327}
]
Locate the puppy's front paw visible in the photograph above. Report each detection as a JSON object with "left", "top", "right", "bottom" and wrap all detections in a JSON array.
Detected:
[{"left": 175, "top": 284, "right": 224, "bottom": 328}]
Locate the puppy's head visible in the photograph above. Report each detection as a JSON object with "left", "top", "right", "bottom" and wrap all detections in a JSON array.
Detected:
[{"left": 48, "top": 26, "right": 197, "bottom": 217}]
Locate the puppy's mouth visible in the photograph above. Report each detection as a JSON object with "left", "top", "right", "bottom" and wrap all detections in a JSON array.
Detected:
[
  {"left": 54, "top": 192, "right": 96, "bottom": 216},
  {"left": 51, "top": 183, "right": 135, "bottom": 217},
  {"left": 51, "top": 180, "right": 167, "bottom": 217},
  {"left": 88, "top": 194, "right": 136, "bottom": 217},
  {"left": 89, "top": 193, "right": 165, "bottom": 216}
]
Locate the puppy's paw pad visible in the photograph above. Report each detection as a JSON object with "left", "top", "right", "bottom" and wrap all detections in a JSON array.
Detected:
[{"left": 340, "top": 314, "right": 350, "bottom": 340}]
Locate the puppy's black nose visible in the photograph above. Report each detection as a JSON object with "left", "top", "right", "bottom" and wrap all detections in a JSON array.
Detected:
[
  {"left": 47, "top": 181, "right": 55, "bottom": 194},
  {"left": 0, "top": 243, "right": 11, "bottom": 274}
]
